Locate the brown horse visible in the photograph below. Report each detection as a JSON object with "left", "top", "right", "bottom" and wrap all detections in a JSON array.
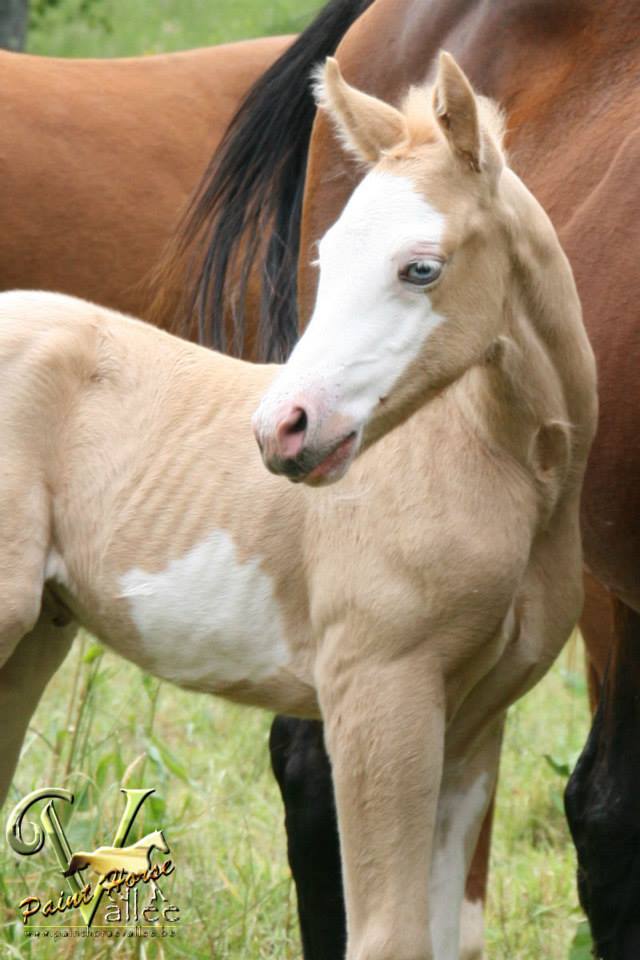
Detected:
[
  {"left": 164, "top": 0, "right": 639, "bottom": 956},
  {"left": 0, "top": 36, "right": 291, "bottom": 322},
  {"left": 4, "top": 0, "right": 634, "bottom": 953},
  {"left": 0, "top": 54, "right": 595, "bottom": 960}
]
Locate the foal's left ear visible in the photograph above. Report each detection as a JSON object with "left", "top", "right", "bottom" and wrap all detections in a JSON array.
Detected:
[
  {"left": 313, "top": 57, "right": 408, "bottom": 164},
  {"left": 433, "top": 52, "right": 483, "bottom": 172}
]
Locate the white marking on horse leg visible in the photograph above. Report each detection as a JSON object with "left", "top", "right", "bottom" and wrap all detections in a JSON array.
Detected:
[
  {"left": 429, "top": 773, "right": 488, "bottom": 960},
  {"left": 459, "top": 897, "right": 485, "bottom": 960},
  {"left": 118, "top": 530, "right": 289, "bottom": 690}
]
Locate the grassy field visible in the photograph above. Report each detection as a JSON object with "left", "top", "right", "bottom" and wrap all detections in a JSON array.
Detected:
[
  {"left": 0, "top": 640, "right": 590, "bottom": 959},
  {"left": 2, "top": 2, "right": 594, "bottom": 957},
  {"left": 27, "top": 0, "right": 321, "bottom": 57}
]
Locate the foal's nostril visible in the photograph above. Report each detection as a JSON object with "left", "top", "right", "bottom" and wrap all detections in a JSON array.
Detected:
[
  {"left": 275, "top": 405, "right": 309, "bottom": 460},
  {"left": 286, "top": 408, "right": 308, "bottom": 436}
]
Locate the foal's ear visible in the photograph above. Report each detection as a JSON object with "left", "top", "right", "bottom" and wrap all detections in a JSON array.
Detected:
[
  {"left": 433, "top": 51, "right": 482, "bottom": 172},
  {"left": 313, "top": 57, "right": 408, "bottom": 164}
]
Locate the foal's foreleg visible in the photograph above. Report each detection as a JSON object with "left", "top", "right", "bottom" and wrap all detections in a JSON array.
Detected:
[
  {"left": 0, "top": 597, "right": 76, "bottom": 807},
  {"left": 270, "top": 713, "right": 495, "bottom": 960},
  {"left": 317, "top": 643, "right": 444, "bottom": 960}
]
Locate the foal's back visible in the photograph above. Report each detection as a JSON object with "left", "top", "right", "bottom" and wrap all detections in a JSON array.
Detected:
[{"left": 0, "top": 296, "right": 257, "bottom": 573}]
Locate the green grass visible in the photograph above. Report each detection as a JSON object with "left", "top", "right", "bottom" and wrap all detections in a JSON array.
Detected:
[
  {"left": 0, "top": 638, "right": 591, "bottom": 959},
  {"left": 487, "top": 641, "right": 590, "bottom": 959},
  {"left": 12, "top": 4, "right": 595, "bottom": 957},
  {"left": 28, "top": 0, "right": 321, "bottom": 57},
  {"left": 1, "top": 636, "right": 299, "bottom": 959}
]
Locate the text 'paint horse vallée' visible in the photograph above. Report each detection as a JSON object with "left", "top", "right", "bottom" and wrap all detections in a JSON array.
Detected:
[{"left": 0, "top": 54, "right": 596, "bottom": 960}]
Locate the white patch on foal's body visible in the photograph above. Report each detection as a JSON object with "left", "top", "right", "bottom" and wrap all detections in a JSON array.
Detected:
[
  {"left": 118, "top": 531, "right": 288, "bottom": 690},
  {"left": 429, "top": 773, "right": 489, "bottom": 960},
  {"left": 255, "top": 172, "right": 447, "bottom": 429}
]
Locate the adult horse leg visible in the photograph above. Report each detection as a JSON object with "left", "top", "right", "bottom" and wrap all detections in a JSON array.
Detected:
[
  {"left": 269, "top": 716, "right": 346, "bottom": 960},
  {"left": 270, "top": 714, "right": 494, "bottom": 959},
  {"left": 0, "top": 595, "right": 77, "bottom": 807},
  {"left": 579, "top": 571, "right": 615, "bottom": 711},
  {"left": 565, "top": 598, "right": 640, "bottom": 960}
]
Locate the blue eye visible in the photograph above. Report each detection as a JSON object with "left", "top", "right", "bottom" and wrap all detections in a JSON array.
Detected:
[{"left": 400, "top": 259, "right": 443, "bottom": 287}]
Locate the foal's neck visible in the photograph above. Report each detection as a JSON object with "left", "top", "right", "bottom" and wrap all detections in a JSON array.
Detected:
[
  {"left": 467, "top": 304, "right": 565, "bottom": 447},
  {"left": 457, "top": 173, "right": 597, "bottom": 489}
]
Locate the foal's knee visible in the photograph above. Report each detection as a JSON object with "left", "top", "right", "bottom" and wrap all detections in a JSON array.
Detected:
[{"left": 459, "top": 896, "right": 485, "bottom": 960}]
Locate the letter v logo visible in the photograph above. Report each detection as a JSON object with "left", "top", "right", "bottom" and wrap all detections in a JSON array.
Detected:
[{"left": 6, "top": 787, "right": 155, "bottom": 926}]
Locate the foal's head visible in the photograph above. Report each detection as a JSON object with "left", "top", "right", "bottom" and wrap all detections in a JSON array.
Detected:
[{"left": 253, "top": 52, "right": 513, "bottom": 484}]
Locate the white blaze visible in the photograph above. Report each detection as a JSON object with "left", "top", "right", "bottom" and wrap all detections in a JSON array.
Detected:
[{"left": 256, "top": 171, "right": 446, "bottom": 430}]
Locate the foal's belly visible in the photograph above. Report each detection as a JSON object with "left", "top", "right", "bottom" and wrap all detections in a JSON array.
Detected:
[
  {"left": 115, "top": 530, "right": 289, "bottom": 689},
  {"left": 64, "top": 530, "right": 317, "bottom": 713}
]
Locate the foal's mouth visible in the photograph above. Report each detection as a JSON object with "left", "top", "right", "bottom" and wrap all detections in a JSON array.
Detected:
[
  {"left": 304, "top": 431, "right": 359, "bottom": 485},
  {"left": 268, "top": 430, "right": 359, "bottom": 485}
]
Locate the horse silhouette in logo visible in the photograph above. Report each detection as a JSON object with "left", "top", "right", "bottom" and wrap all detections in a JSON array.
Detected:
[{"left": 63, "top": 829, "right": 169, "bottom": 881}]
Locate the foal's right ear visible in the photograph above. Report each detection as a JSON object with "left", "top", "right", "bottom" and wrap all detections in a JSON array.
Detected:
[
  {"left": 432, "top": 51, "right": 482, "bottom": 172},
  {"left": 313, "top": 57, "right": 408, "bottom": 164}
]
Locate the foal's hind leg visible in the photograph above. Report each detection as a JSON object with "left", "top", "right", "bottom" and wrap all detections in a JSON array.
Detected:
[
  {"left": 0, "top": 595, "right": 76, "bottom": 807},
  {"left": 0, "top": 475, "right": 63, "bottom": 804}
]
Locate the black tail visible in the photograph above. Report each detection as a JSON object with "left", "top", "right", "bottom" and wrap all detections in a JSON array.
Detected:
[{"left": 165, "top": 0, "right": 374, "bottom": 362}]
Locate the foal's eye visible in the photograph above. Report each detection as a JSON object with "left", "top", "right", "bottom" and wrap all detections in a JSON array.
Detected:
[{"left": 399, "top": 259, "right": 443, "bottom": 287}]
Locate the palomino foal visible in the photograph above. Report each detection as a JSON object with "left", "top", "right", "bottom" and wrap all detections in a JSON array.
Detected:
[
  {"left": 0, "top": 54, "right": 595, "bottom": 960},
  {"left": 254, "top": 53, "right": 597, "bottom": 958}
]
